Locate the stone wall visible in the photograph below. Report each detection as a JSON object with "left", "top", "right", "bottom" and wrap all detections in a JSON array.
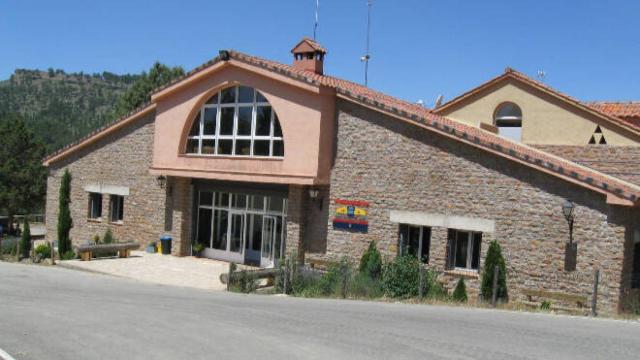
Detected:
[
  {"left": 311, "top": 99, "right": 638, "bottom": 314},
  {"left": 45, "top": 113, "right": 191, "bottom": 256},
  {"left": 533, "top": 145, "right": 640, "bottom": 186}
]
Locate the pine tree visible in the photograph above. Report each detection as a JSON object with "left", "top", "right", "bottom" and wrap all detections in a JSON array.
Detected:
[
  {"left": 451, "top": 278, "right": 468, "bottom": 302},
  {"left": 480, "top": 240, "right": 508, "bottom": 302},
  {"left": 359, "top": 241, "right": 382, "bottom": 279},
  {"left": 57, "top": 169, "right": 73, "bottom": 255},
  {"left": 19, "top": 217, "right": 31, "bottom": 259}
]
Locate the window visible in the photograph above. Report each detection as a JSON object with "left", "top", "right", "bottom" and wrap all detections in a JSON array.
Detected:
[
  {"left": 398, "top": 224, "right": 431, "bottom": 263},
  {"left": 632, "top": 230, "right": 640, "bottom": 288},
  {"left": 110, "top": 195, "right": 124, "bottom": 223},
  {"left": 185, "top": 86, "right": 284, "bottom": 157},
  {"left": 88, "top": 193, "right": 103, "bottom": 219},
  {"left": 447, "top": 229, "right": 481, "bottom": 271},
  {"left": 494, "top": 102, "right": 522, "bottom": 142}
]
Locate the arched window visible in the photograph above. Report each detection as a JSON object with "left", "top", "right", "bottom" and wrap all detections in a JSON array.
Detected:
[
  {"left": 494, "top": 102, "right": 522, "bottom": 141},
  {"left": 185, "top": 85, "right": 284, "bottom": 157}
]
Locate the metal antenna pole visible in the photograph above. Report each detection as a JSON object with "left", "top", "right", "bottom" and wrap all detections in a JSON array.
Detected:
[
  {"left": 313, "top": 0, "right": 319, "bottom": 40},
  {"left": 363, "top": 0, "right": 372, "bottom": 86}
]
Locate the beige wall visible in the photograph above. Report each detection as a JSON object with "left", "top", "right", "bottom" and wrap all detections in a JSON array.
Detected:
[
  {"left": 440, "top": 80, "right": 640, "bottom": 146},
  {"left": 151, "top": 63, "right": 335, "bottom": 185}
]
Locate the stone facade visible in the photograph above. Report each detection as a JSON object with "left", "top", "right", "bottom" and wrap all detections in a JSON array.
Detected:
[
  {"left": 533, "top": 145, "right": 640, "bottom": 186},
  {"left": 45, "top": 113, "right": 192, "bottom": 256},
  {"left": 307, "top": 99, "right": 639, "bottom": 314}
]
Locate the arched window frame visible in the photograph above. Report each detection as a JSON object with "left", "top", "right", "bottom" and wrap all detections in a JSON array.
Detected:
[
  {"left": 493, "top": 102, "right": 523, "bottom": 141},
  {"left": 185, "top": 85, "right": 284, "bottom": 158}
]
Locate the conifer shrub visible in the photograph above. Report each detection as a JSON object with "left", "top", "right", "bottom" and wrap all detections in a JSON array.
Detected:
[
  {"left": 480, "top": 240, "right": 508, "bottom": 302},
  {"left": 57, "top": 169, "right": 73, "bottom": 256},
  {"left": 451, "top": 278, "right": 468, "bottom": 303},
  {"left": 19, "top": 218, "right": 31, "bottom": 259},
  {"left": 359, "top": 241, "right": 382, "bottom": 280}
]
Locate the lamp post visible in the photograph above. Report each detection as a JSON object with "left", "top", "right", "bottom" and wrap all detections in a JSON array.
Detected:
[
  {"left": 308, "top": 188, "right": 322, "bottom": 209},
  {"left": 562, "top": 200, "right": 575, "bottom": 244},
  {"left": 562, "top": 200, "right": 577, "bottom": 271}
]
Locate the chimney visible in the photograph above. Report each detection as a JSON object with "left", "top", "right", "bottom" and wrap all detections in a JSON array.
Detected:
[{"left": 291, "top": 37, "right": 326, "bottom": 75}]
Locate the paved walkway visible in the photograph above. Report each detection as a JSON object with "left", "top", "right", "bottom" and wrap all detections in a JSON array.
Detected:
[{"left": 58, "top": 251, "right": 239, "bottom": 291}]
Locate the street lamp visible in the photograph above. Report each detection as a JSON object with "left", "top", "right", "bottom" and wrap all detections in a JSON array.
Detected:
[
  {"left": 308, "top": 188, "right": 322, "bottom": 209},
  {"left": 562, "top": 200, "right": 577, "bottom": 271},
  {"left": 562, "top": 200, "right": 574, "bottom": 244},
  {"left": 156, "top": 175, "right": 167, "bottom": 190}
]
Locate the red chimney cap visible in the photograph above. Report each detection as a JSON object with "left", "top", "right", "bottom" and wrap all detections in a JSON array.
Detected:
[{"left": 291, "top": 37, "right": 327, "bottom": 54}]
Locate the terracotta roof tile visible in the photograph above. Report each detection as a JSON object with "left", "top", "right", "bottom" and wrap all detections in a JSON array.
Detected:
[{"left": 586, "top": 101, "right": 640, "bottom": 127}]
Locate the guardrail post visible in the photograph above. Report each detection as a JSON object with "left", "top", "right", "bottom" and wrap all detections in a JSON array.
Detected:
[
  {"left": 591, "top": 269, "right": 599, "bottom": 317},
  {"left": 419, "top": 266, "right": 425, "bottom": 299},
  {"left": 491, "top": 265, "right": 499, "bottom": 307}
]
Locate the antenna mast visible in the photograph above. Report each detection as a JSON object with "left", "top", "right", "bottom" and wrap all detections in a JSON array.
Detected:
[
  {"left": 313, "top": 0, "right": 319, "bottom": 40},
  {"left": 361, "top": 0, "right": 372, "bottom": 86}
]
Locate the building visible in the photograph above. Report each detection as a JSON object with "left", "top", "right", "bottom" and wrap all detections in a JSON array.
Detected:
[{"left": 44, "top": 38, "right": 640, "bottom": 313}]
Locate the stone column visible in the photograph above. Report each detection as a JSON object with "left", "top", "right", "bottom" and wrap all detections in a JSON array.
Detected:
[{"left": 286, "top": 185, "right": 309, "bottom": 264}]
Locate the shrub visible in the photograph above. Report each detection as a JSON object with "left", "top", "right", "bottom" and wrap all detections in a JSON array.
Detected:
[
  {"left": 451, "top": 278, "right": 468, "bottom": 302},
  {"left": 19, "top": 218, "right": 31, "bottom": 259},
  {"left": 103, "top": 228, "right": 115, "bottom": 244},
  {"left": 423, "top": 269, "right": 447, "bottom": 300},
  {"left": 540, "top": 300, "right": 551, "bottom": 311},
  {"left": 35, "top": 243, "right": 51, "bottom": 259},
  {"left": 57, "top": 169, "right": 73, "bottom": 255},
  {"left": 93, "top": 235, "right": 100, "bottom": 244},
  {"left": 233, "top": 270, "right": 258, "bottom": 294},
  {"left": 382, "top": 255, "right": 420, "bottom": 298},
  {"left": 349, "top": 272, "right": 384, "bottom": 299},
  {"left": 359, "top": 241, "right": 382, "bottom": 280},
  {"left": 61, "top": 250, "right": 76, "bottom": 260},
  {"left": 480, "top": 240, "right": 508, "bottom": 302}
]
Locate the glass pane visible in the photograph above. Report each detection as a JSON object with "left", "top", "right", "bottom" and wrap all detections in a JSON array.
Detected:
[
  {"left": 188, "top": 113, "right": 200, "bottom": 136},
  {"left": 268, "top": 196, "right": 284, "bottom": 212},
  {"left": 455, "top": 232, "right": 469, "bottom": 268},
  {"left": 253, "top": 140, "right": 270, "bottom": 156},
  {"left": 237, "top": 107, "right": 252, "bottom": 136},
  {"left": 235, "top": 140, "right": 251, "bottom": 156},
  {"left": 274, "top": 217, "right": 283, "bottom": 259},
  {"left": 472, "top": 233, "right": 482, "bottom": 270},
  {"left": 230, "top": 214, "right": 244, "bottom": 253},
  {"left": 495, "top": 103, "right": 522, "bottom": 119},
  {"left": 197, "top": 208, "right": 212, "bottom": 247},
  {"left": 203, "top": 108, "right": 217, "bottom": 135},
  {"left": 201, "top": 140, "right": 215, "bottom": 154},
  {"left": 199, "top": 191, "right": 213, "bottom": 206},
  {"left": 250, "top": 195, "right": 264, "bottom": 210},
  {"left": 216, "top": 192, "right": 230, "bottom": 207},
  {"left": 212, "top": 210, "right": 228, "bottom": 250},
  {"left": 262, "top": 217, "right": 274, "bottom": 258},
  {"left": 407, "top": 226, "right": 420, "bottom": 258},
  {"left": 205, "top": 93, "right": 218, "bottom": 104},
  {"left": 238, "top": 86, "right": 254, "bottom": 103},
  {"left": 218, "top": 139, "right": 233, "bottom": 155},
  {"left": 220, "top": 107, "right": 235, "bottom": 135},
  {"left": 421, "top": 228, "right": 431, "bottom": 264},
  {"left": 272, "top": 140, "right": 284, "bottom": 157},
  {"left": 186, "top": 139, "right": 199, "bottom": 154},
  {"left": 398, "top": 224, "right": 409, "bottom": 255},
  {"left": 252, "top": 215, "right": 263, "bottom": 251},
  {"left": 255, "top": 106, "right": 271, "bottom": 136},
  {"left": 232, "top": 194, "right": 247, "bottom": 209},
  {"left": 221, "top": 87, "right": 236, "bottom": 103},
  {"left": 273, "top": 113, "right": 283, "bottom": 137},
  {"left": 256, "top": 91, "right": 268, "bottom": 103}
]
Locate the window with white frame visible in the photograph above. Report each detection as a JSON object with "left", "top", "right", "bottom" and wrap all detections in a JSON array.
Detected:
[
  {"left": 494, "top": 102, "right": 522, "bottom": 142},
  {"left": 110, "top": 195, "right": 124, "bottom": 223},
  {"left": 398, "top": 224, "right": 431, "bottom": 264},
  {"left": 88, "top": 192, "right": 103, "bottom": 219},
  {"left": 446, "top": 229, "right": 482, "bottom": 271},
  {"left": 185, "top": 86, "right": 284, "bottom": 157}
]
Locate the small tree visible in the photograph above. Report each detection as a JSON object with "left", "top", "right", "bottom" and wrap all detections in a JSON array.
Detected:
[
  {"left": 359, "top": 241, "right": 382, "bottom": 279},
  {"left": 19, "top": 217, "right": 31, "bottom": 259},
  {"left": 57, "top": 169, "right": 73, "bottom": 255},
  {"left": 451, "top": 278, "right": 468, "bottom": 302},
  {"left": 103, "top": 228, "right": 114, "bottom": 244},
  {"left": 480, "top": 240, "right": 508, "bottom": 302}
]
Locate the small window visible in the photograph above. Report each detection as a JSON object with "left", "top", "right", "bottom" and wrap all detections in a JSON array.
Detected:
[
  {"left": 631, "top": 230, "right": 640, "bottom": 288},
  {"left": 110, "top": 195, "right": 124, "bottom": 223},
  {"left": 88, "top": 193, "right": 103, "bottom": 219},
  {"left": 447, "top": 229, "right": 482, "bottom": 271},
  {"left": 398, "top": 224, "right": 431, "bottom": 264},
  {"left": 494, "top": 102, "right": 522, "bottom": 142}
]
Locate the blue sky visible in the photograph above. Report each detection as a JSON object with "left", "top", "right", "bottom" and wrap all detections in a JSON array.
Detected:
[{"left": 2, "top": 0, "right": 639, "bottom": 106}]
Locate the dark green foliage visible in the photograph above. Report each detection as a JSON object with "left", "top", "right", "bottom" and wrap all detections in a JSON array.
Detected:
[
  {"left": 0, "top": 69, "right": 140, "bottom": 153},
  {"left": 422, "top": 269, "right": 448, "bottom": 300},
  {"left": 232, "top": 270, "right": 258, "bottom": 294},
  {"left": 35, "top": 243, "right": 51, "bottom": 259},
  {"left": 382, "top": 255, "right": 421, "bottom": 298},
  {"left": 61, "top": 250, "right": 76, "bottom": 260},
  {"left": 57, "top": 169, "right": 73, "bottom": 256},
  {"left": 19, "top": 218, "right": 31, "bottom": 259},
  {"left": 103, "top": 228, "right": 115, "bottom": 244},
  {"left": 451, "top": 278, "right": 468, "bottom": 302},
  {"left": 540, "top": 300, "right": 551, "bottom": 311},
  {"left": 349, "top": 272, "right": 384, "bottom": 299},
  {"left": 0, "top": 114, "right": 47, "bottom": 224},
  {"left": 480, "top": 240, "right": 508, "bottom": 302},
  {"left": 359, "top": 241, "right": 382, "bottom": 280},
  {"left": 113, "top": 62, "right": 184, "bottom": 118},
  {"left": 1, "top": 237, "right": 18, "bottom": 255}
]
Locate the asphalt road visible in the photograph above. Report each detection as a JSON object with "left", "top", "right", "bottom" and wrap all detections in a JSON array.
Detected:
[{"left": 1, "top": 262, "right": 640, "bottom": 360}]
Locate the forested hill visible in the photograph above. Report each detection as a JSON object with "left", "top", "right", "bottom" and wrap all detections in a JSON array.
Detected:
[{"left": 0, "top": 69, "right": 140, "bottom": 153}]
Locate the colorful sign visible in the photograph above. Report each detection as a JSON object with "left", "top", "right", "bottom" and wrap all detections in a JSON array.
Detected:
[{"left": 332, "top": 199, "right": 369, "bottom": 232}]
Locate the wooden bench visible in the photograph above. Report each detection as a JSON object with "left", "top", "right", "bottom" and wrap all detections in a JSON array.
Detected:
[
  {"left": 521, "top": 288, "right": 589, "bottom": 314},
  {"left": 75, "top": 242, "right": 139, "bottom": 261}
]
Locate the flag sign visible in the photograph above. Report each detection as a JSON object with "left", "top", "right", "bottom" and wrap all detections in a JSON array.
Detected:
[{"left": 332, "top": 199, "right": 369, "bottom": 232}]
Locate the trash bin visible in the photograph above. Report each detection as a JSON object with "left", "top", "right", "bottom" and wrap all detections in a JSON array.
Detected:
[{"left": 160, "top": 235, "right": 172, "bottom": 255}]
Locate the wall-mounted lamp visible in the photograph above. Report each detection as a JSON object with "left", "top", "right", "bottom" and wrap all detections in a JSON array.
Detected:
[
  {"left": 156, "top": 175, "right": 167, "bottom": 190},
  {"left": 562, "top": 200, "right": 577, "bottom": 271},
  {"left": 562, "top": 200, "right": 575, "bottom": 244},
  {"left": 309, "top": 188, "right": 322, "bottom": 209}
]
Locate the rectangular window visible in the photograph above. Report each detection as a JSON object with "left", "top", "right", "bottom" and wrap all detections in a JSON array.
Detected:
[
  {"left": 110, "top": 195, "right": 124, "bottom": 223},
  {"left": 88, "top": 192, "right": 103, "bottom": 219},
  {"left": 447, "top": 229, "right": 481, "bottom": 271},
  {"left": 398, "top": 224, "right": 431, "bottom": 264}
]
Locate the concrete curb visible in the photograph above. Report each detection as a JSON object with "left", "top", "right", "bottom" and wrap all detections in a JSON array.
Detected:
[{"left": 0, "top": 347, "right": 16, "bottom": 360}]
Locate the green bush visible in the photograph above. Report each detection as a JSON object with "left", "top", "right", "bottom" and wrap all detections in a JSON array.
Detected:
[
  {"left": 1, "top": 237, "right": 18, "bottom": 255},
  {"left": 61, "top": 250, "right": 76, "bottom": 260},
  {"left": 232, "top": 270, "right": 258, "bottom": 294},
  {"left": 349, "top": 272, "right": 384, "bottom": 299},
  {"left": 359, "top": 241, "right": 382, "bottom": 280},
  {"left": 382, "top": 255, "right": 420, "bottom": 298},
  {"left": 423, "top": 269, "right": 447, "bottom": 300},
  {"left": 19, "top": 218, "right": 31, "bottom": 259},
  {"left": 480, "top": 240, "right": 508, "bottom": 302},
  {"left": 540, "top": 300, "right": 551, "bottom": 311},
  {"left": 103, "top": 228, "right": 115, "bottom": 244},
  {"left": 93, "top": 235, "right": 100, "bottom": 244},
  {"left": 451, "top": 278, "right": 468, "bottom": 302},
  {"left": 35, "top": 243, "right": 51, "bottom": 259}
]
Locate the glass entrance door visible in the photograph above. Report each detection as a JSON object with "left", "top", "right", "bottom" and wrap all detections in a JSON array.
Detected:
[
  {"left": 261, "top": 216, "right": 276, "bottom": 268},
  {"left": 227, "top": 212, "right": 246, "bottom": 263}
]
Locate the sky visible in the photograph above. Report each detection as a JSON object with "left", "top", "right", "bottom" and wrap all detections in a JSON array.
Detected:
[{"left": 2, "top": 0, "right": 639, "bottom": 107}]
